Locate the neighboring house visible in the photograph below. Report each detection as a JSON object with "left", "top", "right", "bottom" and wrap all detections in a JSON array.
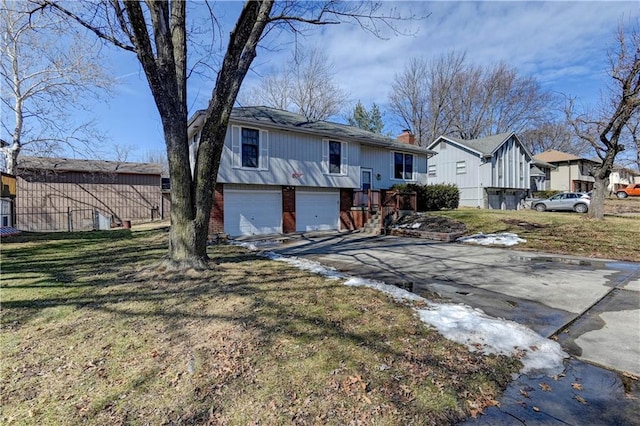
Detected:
[
  {"left": 609, "top": 166, "right": 640, "bottom": 192},
  {"left": 1, "top": 172, "right": 17, "bottom": 227},
  {"left": 16, "top": 156, "right": 165, "bottom": 231},
  {"left": 533, "top": 150, "right": 599, "bottom": 193},
  {"left": 187, "top": 106, "right": 436, "bottom": 237},
  {"left": 426, "top": 132, "right": 533, "bottom": 210},
  {"left": 530, "top": 159, "right": 556, "bottom": 193}
]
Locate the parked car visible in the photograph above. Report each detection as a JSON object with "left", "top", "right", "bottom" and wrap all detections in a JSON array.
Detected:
[
  {"left": 616, "top": 184, "right": 640, "bottom": 198},
  {"left": 531, "top": 192, "right": 590, "bottom": 213}
]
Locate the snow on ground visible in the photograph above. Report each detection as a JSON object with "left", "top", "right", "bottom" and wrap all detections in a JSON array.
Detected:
[
  {"left": 458, "top": 232, "right": 526, "bottom": 246},
  {"left": 233, "top": 241, "right": 567, "bottom": 375}
]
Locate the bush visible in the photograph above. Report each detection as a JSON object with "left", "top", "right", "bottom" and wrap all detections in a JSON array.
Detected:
[{"left": 391, "top": 183, "right": 459, "bottom": 211}]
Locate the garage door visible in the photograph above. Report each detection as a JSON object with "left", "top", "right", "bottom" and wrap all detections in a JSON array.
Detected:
[
  {"left": 224, "top": 190, "right": 282, "bottom": 236},
  {"left": 296, "top": 191, "right": 340, "bottom": 232}
]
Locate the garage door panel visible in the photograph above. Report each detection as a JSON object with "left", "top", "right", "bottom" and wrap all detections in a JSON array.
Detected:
[
  {"left": 225, "top": 190, "right": 282, "bottom": 236},
  {"left": 296, "top": 191, "right": 339, "bottom": 232}
]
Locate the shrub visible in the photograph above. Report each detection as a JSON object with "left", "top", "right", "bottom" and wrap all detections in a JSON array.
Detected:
[{"left": 391, "top": 183, "right": 459, "bottom": 211}]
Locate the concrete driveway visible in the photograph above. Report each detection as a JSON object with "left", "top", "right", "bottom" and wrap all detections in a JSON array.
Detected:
[{"left": 275, "top": 232, "right": 640, "bottom": 377}]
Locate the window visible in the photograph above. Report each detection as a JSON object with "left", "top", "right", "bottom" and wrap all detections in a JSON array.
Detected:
[
  {"left": 394, "top": 152, "right": 414, "bottom": 180},
  {"left": 323, "top": 139, "right": 348, "bottom": 175},
  {"left": 232, "top": 126, "right": 269, "bottom": 170},
  {"left": 329, "top": 141, "right": 342, "bottom": 174},
  {"left": 456, "top": 161, "right": 466, "bottom": 175},
  {"left": 428, "top": 164, "right": 436, "bottom": 177},
  {"left": 519, "top": 161, "right": 524, "bottom": 181},
  {"left": 241, "top": 128, "right": 259, "bottom": 168}
]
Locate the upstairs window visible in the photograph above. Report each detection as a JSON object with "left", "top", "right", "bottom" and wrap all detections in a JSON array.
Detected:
[
  {"left": 323, "top": 139, "right": 348, "bottom": 175},
  {"left": 394, "top": 152, "right": 414, "bottom": 180},
  {"left": 456, "top": 161, "right": 466, "bottom": 174},
  {"left": 241, "top": 128, "right": 259, "bottom": 168},
  {"left": 428, "top": 164, "right": 436, "bottom": 177},
  {"left": 232, "top": 126, "right": 269, "bottom": 170}
]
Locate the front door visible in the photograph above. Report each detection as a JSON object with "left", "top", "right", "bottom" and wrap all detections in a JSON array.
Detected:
[{"left": 361, "top": 168, "right": 373, "bottom": 191}]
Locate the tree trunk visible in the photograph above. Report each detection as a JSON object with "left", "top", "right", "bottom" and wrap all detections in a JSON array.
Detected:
[{"left": 588, "top": 177, "right": 609, "bottom": 220}]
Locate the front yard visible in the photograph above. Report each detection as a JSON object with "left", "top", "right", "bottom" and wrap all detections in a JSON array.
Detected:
[
  {"left": 1, "top": 228, "right": 519, "bottom": 425},
  {"left": 432, "top": 197, "right": 640, "bottom": 261}
]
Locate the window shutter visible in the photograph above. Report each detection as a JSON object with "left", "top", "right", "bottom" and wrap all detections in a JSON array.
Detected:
[
  {"left": 390, "top": 152, "right": 394, "bottom": 179},
  {"left": 322, "top": 139, "right": 329, "bottom": 173},
  {"left": 231, "top": 126, "right": 241, "bottom": 168},
  {"left": 259, "top": 129, "right": 269, "bottom": 170},
  {"left": 341, "top": 142, "right": 348, "bottom": 175}
]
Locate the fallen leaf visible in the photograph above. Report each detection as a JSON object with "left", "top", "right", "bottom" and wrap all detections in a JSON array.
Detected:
[
  {"left": 574, "top": 395, "right": 588, "bottom": 405},
  {"left": 572, "top": 383, "right": 583, "bottom": 391},
  {"left": 519, "top": 389, "right": 530, "bottom": 398},
  {"left": 533, "top": 406, "right": 540, "bottom": 412},
  {"left": 539, "top": 383, "right": 552, "bottom": 392},
  {"left": 529, "top": 345, "right": 539, "bottom": 352},
  {"left": 622, "top": 372, "right": 638, "bottom": 381}
]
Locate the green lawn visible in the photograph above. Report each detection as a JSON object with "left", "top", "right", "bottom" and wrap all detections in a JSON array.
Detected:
[{"left": 1, "top": 228, "right": 518, "bottom": 425}]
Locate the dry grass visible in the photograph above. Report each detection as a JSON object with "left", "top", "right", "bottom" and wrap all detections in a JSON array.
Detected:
[
  {"left": 0, "top": 228, "right": 519, "bottom": 425},
  {"left": 433, "top": 197, "right": 640, "bottom": 261}
]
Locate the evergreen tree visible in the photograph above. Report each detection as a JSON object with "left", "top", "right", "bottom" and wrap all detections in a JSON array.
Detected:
[{"left": 349, "top": 101, "right": 384, "bottom": 133}]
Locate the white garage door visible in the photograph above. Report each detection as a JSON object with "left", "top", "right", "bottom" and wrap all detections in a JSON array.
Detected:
[
  {"left": 296, "top": 191, "right": 340, "bottom": 232},
  {"left": 224, "top": 190, "right": 282, "bottom": 236}
]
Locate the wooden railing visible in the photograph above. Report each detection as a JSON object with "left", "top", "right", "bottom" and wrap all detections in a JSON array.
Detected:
[{"left": 353, "top": 189, "right": 417, "bottom": 233}]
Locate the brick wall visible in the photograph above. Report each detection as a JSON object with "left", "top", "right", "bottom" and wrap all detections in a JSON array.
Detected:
[
  {"left": 282, "top": 186, "right": 296, "bottom": 233},
  {"left": 208, "top": 184, "right": 224, "bottom": 234}
]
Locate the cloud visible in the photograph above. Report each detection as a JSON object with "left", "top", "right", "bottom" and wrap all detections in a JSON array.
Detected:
[{"left": 266, "top": 1, "right": 639, "bottom": 109}]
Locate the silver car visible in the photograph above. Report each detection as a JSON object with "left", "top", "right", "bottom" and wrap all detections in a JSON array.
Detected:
[{"left": 531, "top": 192, "right": 590, "bottom": 213}]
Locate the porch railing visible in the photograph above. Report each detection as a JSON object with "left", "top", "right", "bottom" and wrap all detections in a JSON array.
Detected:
[{"left": 353, "top": 189, "right": 417, "bottom": 232}]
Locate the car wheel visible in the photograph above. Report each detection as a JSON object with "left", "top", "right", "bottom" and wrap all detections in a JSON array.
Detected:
[
  {"left": 574, "top": 203, "right": 588, "bottom": 213},
  {"left": 535, "top": 203, "right": 546, "bottom": 212},
  {"left": 616, "top": 191, "right": 628, "bottom": 199}
]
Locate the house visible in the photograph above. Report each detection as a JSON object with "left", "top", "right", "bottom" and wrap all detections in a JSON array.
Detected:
[
  {"left": 609, "top": 165, "right": 640, "bottom": 192},
  {"left": 529, "top": 159, "right": 556, "bottom": 193},
  {"left": 426, "top": 132, "right": 533, "bottom": 210},
  {"left": 187, "top": 106, "right": 436, "bottom": 237},
  {"left": 16, "top": 156, "right": 165, "bottom": 231},
  {"left": 533, "top": 150, "right": 599, "bottom": 193},
  {"left": 1, "top": 172, "right": 17, "bottom": 228}
]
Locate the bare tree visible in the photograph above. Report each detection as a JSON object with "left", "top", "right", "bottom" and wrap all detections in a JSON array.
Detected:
[
  {"left": 519, "top": 120, "right": 592, "bottom": 156},
  {"left": 388, "top": 57, "right": 431, "bottom": 145},
  {"left": 625, "top": 113, "right": 640, "bottom": 170},
  {"left": 566, "top": 22, "right": 640, "bottom": 219},
  {"left": 42, "top": 0, "right": 418, "bottom": 269},
  {"left": 388, "top": 52, "right": 553, "bottom": 145},
  {"left": 249, "top": 47, "right": 349, "bottom": 120},
  {"left": 0, "top": 0, "right": 114, "bottom": 174}
]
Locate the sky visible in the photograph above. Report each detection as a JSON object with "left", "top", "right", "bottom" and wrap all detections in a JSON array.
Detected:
[
  {"left": 29, "top": 1, "right": 640, "bottom": 162},
  {"left": 238, "top": 234, "right": 567, "bottom": 376}
]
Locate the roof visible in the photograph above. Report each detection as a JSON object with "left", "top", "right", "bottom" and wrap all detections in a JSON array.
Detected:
[
  {"left": 428, "top": 132, "right": 529, "bottom": 158},
  {"left": 191, "top": 106, "right": 436, "bottom": 156},
  {"left": 533, "top": 149, "right": 590, "bottom": 163},
  {"left": 17, "top": 156, "right": 163, "bottom": 175}
]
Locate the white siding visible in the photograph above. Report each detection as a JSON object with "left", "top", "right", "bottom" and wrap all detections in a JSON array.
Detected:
[
  {"left": 427, "top": 141, "right": 484, "bottom": 207},
  {"left": 217, "top": 127, "right": 360, "bottom": 189},
  {"left": 491, "top": 136, "right": 529, "bottom": 189},
  {"left": 360, "top": 145, "right": 428, "bottom": 189}
]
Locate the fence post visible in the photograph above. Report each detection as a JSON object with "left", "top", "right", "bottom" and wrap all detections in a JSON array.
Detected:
[{"left": 67, "top": 207, "right": 72, "bottom": 232}]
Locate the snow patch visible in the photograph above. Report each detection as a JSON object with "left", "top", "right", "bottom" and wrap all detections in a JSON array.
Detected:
[
  {"left": 458, "top": 232, "right": 526, "bottom": 246},
  {"left": 235, "top": 240, "right": 567, "bottom": 375}
]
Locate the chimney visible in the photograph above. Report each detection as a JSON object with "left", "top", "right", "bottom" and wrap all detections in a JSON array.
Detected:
[{"left": 397, "top": 129, "right": 415, "bottom": 145}]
